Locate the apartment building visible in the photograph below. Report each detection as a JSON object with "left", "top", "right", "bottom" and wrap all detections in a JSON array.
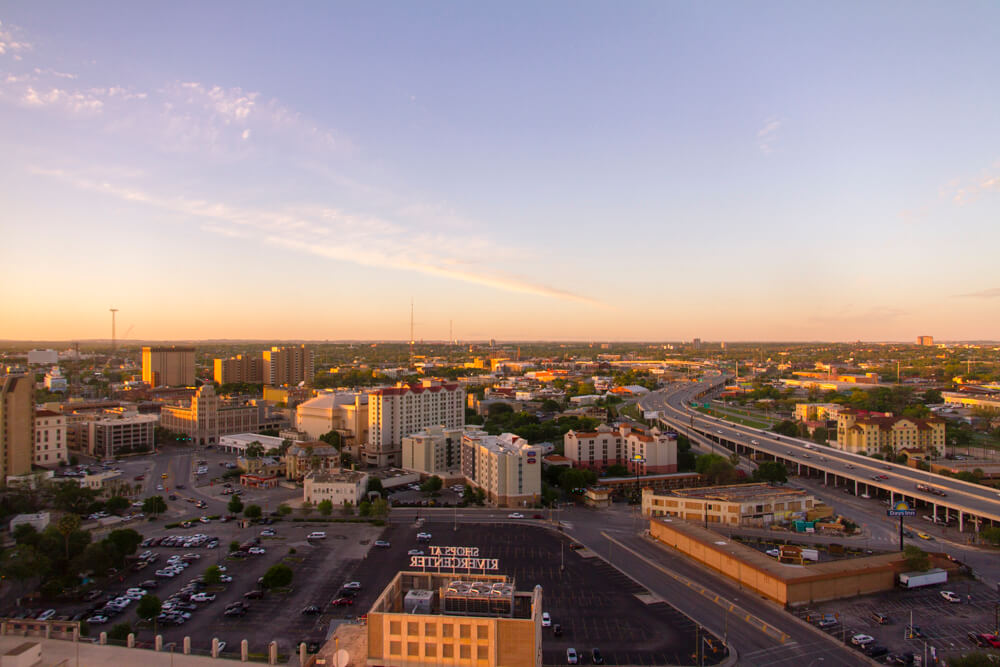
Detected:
[
  {"left": 563, "top": 423, "right": 678, "bottom": 474},
  {"left": 917, "top": 336, "right": 935, "bottom": 346},
  {"left": 213, "top": 353, "right": 264, "bottom": 384},
  {"left": 302, "top": 469, "right": 368, "bottom": 506},
  {"left": 142, "top": 346, "right": 196, "bottom": 387},
  {"left": 794, "top": 403, "right": 844, "bottom": 422},
  {"left": 401, "top": 425, "right": 464, "bottom": 478},
  {"left": 461, "top": 429, "right": 541, "bottom": 507},
  {"left": 262, "top": 345, "right": 314, "bottom": 386},
  {"left": 34, "top": 409, "right": 67, "bottom": 465},
  {"left": 295, "top": 392, "right": 369, "bottom": 458},
  {"left": 85, "top": 414, "right": 157, "bottom": 458},
  {"left": 160, "top": 385, "right": 258, "bottom": 446},
  {"left": 0, "top": 375, "right": 34, "bottom": 478},
  {"left": 367, "top": 380, "right": 464, "bottom": 467},
  {"left": 836, "top": 409, "right": 946, "bottom": 456},
  {"left": 642, "top": 483, "right": 817, "bottom": 526}
]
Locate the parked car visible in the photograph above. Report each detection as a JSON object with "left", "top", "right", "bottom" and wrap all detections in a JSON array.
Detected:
[
  {"left": 592, "top": 648, "right": 605, "bottom": 665},
  {"left": 542, "top": 612, "right": 551, "bottom": 627},
  {"left": 851, "top": 634, "right": 875, "bottom": 646},
  {"left": 343, "top": 581, "right": 362, "bottom": 590},
  {"left": 243, "top": 590, "right": 264, "bottom": 599},
  {"left": 553, "top": 624, "right": 563, "bottom": 637},
  {"left": 507, "top": 512, "right": 524, "bottom": 519},
  {"left": 301, "top": 606, "right": 321, "bottom": 615},
  {"left": 940, "top": 591, "right": 962, "bottom": 603},
  {"left": 566, "top": 648, "right": 578, "bottom": 665},
  {"left": 408, "top": 549, "right": 424, "bottom": 556},
  {"left": 374, "top": 540, "right": 390, "bottom": 548},
  {"left": 191, "top": 593, "right": 216, "bottom": 603},
  {"left": 416, "top": 532, "right": 432, "bottom": 542},
  {"left": 37, "top": 609, "right": 56, "bottom": 621},
  {"left": 870, "top": 612, "right": 891, "bottom": 625},
  {"left": 331, "top": 597, "right": 354, "bottom": 607}
]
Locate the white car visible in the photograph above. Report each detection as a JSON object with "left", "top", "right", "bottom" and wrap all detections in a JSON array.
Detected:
[
  {"left": 508, "top": 512, "right": 525, "bottom": 519},
  {"left": 416, "top": 532, "right": 432, "bottom": 541},
  {"left": 408, "top": 549, "right": 424, "bottom": 556},
  {"left": 87, "top": 615, "right": 109, "bottom": 625},
  {"left": 248, "top": 547, "right": 266, "bottom": 555},
  {"left": 542, "top": 612, "right": 552, "bottom": 627},
  {"left": 155, "top": 569, "right": 176, "bottom": 578},
  {"left": 37, "top": 609, "right": 56, "bottom": 621},
  {"left": 566, "top": 648, "right": 578, "bottom": 665},
  {"left": 765, "top": 549, "right": 780, "bottom": 557},
  {"left": 941, "top": 590, "right": 962, "bottom": 603},
  {"left": 190, "top": 593, "right": 216, "bottom": 603},
  {"left": 220, "top": 575, "right": 233, "bottom": 583},
  {"left": 343, "top": 581, "right": 362, "bottom": 590},
  {"left": 851, "top": 633, "right": 874, "bottom": 646},
  {"left": 307, "top": 531, "right": 327, "bottom": 540}
]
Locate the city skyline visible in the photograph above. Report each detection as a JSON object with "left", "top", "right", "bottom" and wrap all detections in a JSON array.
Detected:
[{"left": 2, "top": 3, "right": 999, "bottom": 342}]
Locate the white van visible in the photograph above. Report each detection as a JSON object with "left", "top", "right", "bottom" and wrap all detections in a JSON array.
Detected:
[{"left": 307, "top": 531, "right": 327, "bottom": 540}]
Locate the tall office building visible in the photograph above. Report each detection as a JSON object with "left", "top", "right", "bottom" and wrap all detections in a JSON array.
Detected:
[
  {"left": 367, "top": 380, "right": 464, "bottom": 467},
  {"left": 160, "top": 385, "right": 259, "bottom": 446},
  {"left": 262, "top": 345, "right": 314, "bottom": 386},
  {"left": 213, "top": 353, "right": 264, "bottom": 384},
  {"left": 0, "top": 375, "right": 35, "bottom": 479},
  {"left": 142, "top": 346, "right": 196, "bottom": 387},
  {"left": 916, "top": 336, "right": 935, "bottom": 347}
]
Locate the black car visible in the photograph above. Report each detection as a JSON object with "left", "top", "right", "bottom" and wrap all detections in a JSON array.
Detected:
[
  {"left": 864, "top": 645, "right": 889, "bottom": 659},
  {"left": 243, "top": 590, "right": 264, "bottom": 599},
  {"left": 223, "top": 606, "right": 247, "bottom": 617},
  {"left": 887, "top": 653, "right": 915, "bottom": 665},
  {"left": 338, "top": 589, "right": 358, "bottom": 598},
  {"left": 553, "top": 624, "right": 563, "bottom": 637},
  {"left": 592, "top": 648, "right": 604, "bottom": 665},
  {"left": 301, "top": 606, "right": 321, "bottom": 615}
]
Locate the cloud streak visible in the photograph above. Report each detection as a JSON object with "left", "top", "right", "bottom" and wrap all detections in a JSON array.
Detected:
[
  {"left": 957, "top": 287, "right": 1000, "bottom": 299},
  {"left": 757, "top": 118, "right": 781, "bottom": 154}
]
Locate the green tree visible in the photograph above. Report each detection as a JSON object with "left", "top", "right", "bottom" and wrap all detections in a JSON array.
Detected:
[
  {"left": 104, "top": 496, "right": 130, "bottom": 515},
  {"left": 604, "top": 464, "right": 629, "bottom": 477},
  {"left": 228, "top": 540, "right": 240, "bottom": 552},
  {"left": 104, "top": 529, "right": 143, "bottom": 567},
  {"left": 771, "top": 420, "right": 798, "bottom": 437},
  {"left": 559, "top": 468, "right": 597, "bottom": 492},
  {"left": 203, "top": 565, "right": 222, "bottom": 585},
  {"left": 812, "top": 427, "right": 830, "bottom": 445},
  {"left": 366, "top": 477, "right": 383, "bottom": 495},
  {"left": 753, "top": 461, "right": 788, "bottom": 484},
  {"left": 0, "top": 544, "right": 50, "bottom": 581},
  {"left": 11, "top": 524, "right": 39, "bottom": 546},
  {"left": 108, "top": 623, "right": 132, "bottom": 643},
  {"left": 261, "top": 563, "right": 293, "bottom": 589},
  {"left": 245, "top": 441, "right": 265, "bottom": 459},
  {"left": 136, "top": 594, "right": 162, "bottom": 627},
  {"left": 319, "top": 430, "right": 342, "bottom": 448},
  {"left": 420, "top": 476, "right": 443, "bottom": 494},
  {"left": 57, "top": 513, "right": 81, "bottom": 560},
  {"left": 342, "top": 500, "right": 354, "bottom": 516},
  {"left": 317, "top": 500, "right": 333, "bottom": 516},
  {"left": 903, "top": 545, "right": 930, "bottom": 571},
  {"left": 696, "top": 454, "right": 738, "bottom": 485},
  {"left": 947, "top": 653, "right": 995, "bottom": 667},
  {"left": 244, "top": 504, "right": 262, "bottom": 520},
  {"left": 51, "top": 481, "right": 99, "bottom": 514},
  {"left": 277, "top": 503, "right": 292, "bottom": 516},
  {"left": 541, "top": 399, "right": 561, "bottom": 412},
  {"left": 358, "top": 500, "right": 372, "bottom": 517},
  {"left": 371, "top": 497, "right": 390, "bottom": 519},
  {"left": 979, "top": 526, "right": 1000, "bottom": 546},
  {"left": 142, "top": 495, "right": 168, "bottom": 517},
  {"left": 227, "top": 496, "right": 244, "bottom": 515}
]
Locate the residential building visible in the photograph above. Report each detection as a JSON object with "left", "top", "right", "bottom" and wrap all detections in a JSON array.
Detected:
[
  {"left": 642, "top": 483, "right": 818, "bottom": 526},
  {"left": 160, "top": 384, "right": 258, "bottom": 446},
  {"left": 295, "top": 392, "right": 369, "bottom": 458},
  {"left": 85, "top": 413, "right": 157, "bottom": 458},
  {"left": 142, "top": 346, "right": 196, "bottom": 387},
  {"left": 34, "top": 409, "right": 67, "bottom": 465},
  {"left": 461, "top": 429, "right": 541, "bottom": 507},
  {"left": 302, "top": 468, "right": 368, "bottom": 506},
  {"left": 367, "top": 380, "right": 464, "bottom": 467},
  {"left": 401, "top": 425, "right": 464, "bottom": 478},
  {"left": 917, "top": 336, "right": 935, "bottom": 346},
  {"left": 27, "top": 349, "right": 59, "bottom": 366},
  {"left": 367, "top": 571, "right": 542, "bottom": 667},
  {"left": 43, "top": 367, "right": 67, "bottom": 392},
  {"left": 835, "top": 409, "right": 946, "bottom": 456},
  {"left": 0, "top": 374, "right": 34, "bottom": 479},
  {"left": 285, "top": 441, "right": 340, "bottom": 481},
  {"left": 262, "top": 345, "right": 314, "bottom": 386},
  {"left": 794, "top": 403, "right": 844, "bottom": 422},
  {"left": 213, "top": 353, "right": 264, "bottom": 384},
  {"left": 563, "top": 423, "right": 678, "bottom": 474},
  {"left": 217, "top": 433, "right": 285, "bottom": 455}
]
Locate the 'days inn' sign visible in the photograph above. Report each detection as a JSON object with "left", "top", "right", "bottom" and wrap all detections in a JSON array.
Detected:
[{"left": 887, "top": 500, "right": 917, "bottom": 518}]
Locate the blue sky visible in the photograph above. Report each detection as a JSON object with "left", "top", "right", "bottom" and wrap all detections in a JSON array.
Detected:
[{"left": 1, "top": 2, "right": 998, "bottom": 342}]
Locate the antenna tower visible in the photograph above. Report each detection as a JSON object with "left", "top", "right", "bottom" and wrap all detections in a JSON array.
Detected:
[{"left": 109, "top": 308, "right": 119, "bottom": 356}]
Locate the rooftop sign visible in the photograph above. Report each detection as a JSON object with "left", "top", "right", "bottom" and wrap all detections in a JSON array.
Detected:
[{"left": 410, "top": 545, "right": 499, "bottom": 571}]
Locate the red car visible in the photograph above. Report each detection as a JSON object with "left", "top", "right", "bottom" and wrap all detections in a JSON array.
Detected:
[
  {"left": 978, "top": 634, "right": 1000, "bottom": 648},
  {"left": 331, "top": 597, "right": 354, "bottom": 607}
]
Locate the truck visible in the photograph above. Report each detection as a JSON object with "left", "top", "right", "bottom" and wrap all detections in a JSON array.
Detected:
[
  {"left": 898, "top": 568, "right": 947, "bottom": 589},
  {"left": 801, "top": 548, "right": 819, "bottom": 561}
]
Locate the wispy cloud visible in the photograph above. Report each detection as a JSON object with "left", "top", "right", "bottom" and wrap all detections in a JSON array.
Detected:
[
  {"left": 757, "top": 118, "right": 781, "bottom": 154},
  {"left": 30, "top": 167, "right": 603, "bottom": 306},
  {"left": 953, "top": 169, "right": 1000, "bottom": 205},
  {"left": 957, "top": 287, "right": 1000, "bottom": 299},
  {"left": 0, "top": 20, "right": 31, "bottom": 59}
]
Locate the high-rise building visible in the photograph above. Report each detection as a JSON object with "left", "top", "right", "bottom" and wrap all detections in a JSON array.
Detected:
[
  {"left": 461, "top": 428, "right": 541, "bottom": 507},
  {"left": 0, "top": 375, "right": 35, "bottom": 479},
  {"left": 213, "top": 353, "right": 264, "bottom": 384},
  {"left": 367, "top": 380, "right": 464, "bottom": 467},
  {"left": 401, "top": 425, "right": 464, "bottom": 477},
  {"left": 917, "top": 336, "right": 935, "bottom": 346},
  {"left": 262, "top": 345, "right": 314, "bottom": 386},
  {"left": 85, "top": 413, "right": 157, "bottom": 458},
  {"left": 160, "top": 385, "right": 259, "bottom": 446},
  {"left": 34, "top": 409, "right": 67, "bottom": 466},
  {"left": 142, "top": 346, "right": 196, "bottom": 387}
]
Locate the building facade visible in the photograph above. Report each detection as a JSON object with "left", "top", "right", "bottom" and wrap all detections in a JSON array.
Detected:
[
  {"left": 941, "top": 391, "right": 1000, "bottom": 413},
  {"left": 213, "top": 353, "right": 264, "bottom": 385},
  {"left": 794, "top": 403, "right": 844, "bottom": 422},
  {"left": 84, "top": 414, "right": 157, "bottom": 458},
  {"left": 295, "top": 392, "right": 369, "bottom": 458},
  {"left": 461, "top": 429, "right": 541, "bottom": 507},
  {"left": 285, "top": 441, "right": 341, "bottom": 481},
  {"left": 917, "top": 336, "right": 935, "bottom": 346},
  {"left": 43, "top": 367, "right": 67, "bottom": 392},
  {"left": 642, "top": 483, "right": 818, "bottom": 526},
  {"left": 401, "top": 425, "right": 464, "bottom": 478},
  {"left": 34, "top": 409, "right": 67, "bottom": 465},
  {"left": 563, "top": 423, "right": 678, "bottom": 474},
  {"left": 0, "top": 375, "right": 34, "bottom": 479},
  {"left": 262, "top": 345, "right": 314, "bottom": 386},
  {"left": 142, "top": 346, "right": 196, "bottom": 387},
  {"left": 302, "top": 469, "right": 368, "bottom": 506},
  {"left": 160, "top": 385, "right": 259, "bottom": 446},
  {"left": 835, "top": 409, "right": 945, "bottom": 456},
  {"left": 367, "top": 381, "right": 464, "bottom": 467}
]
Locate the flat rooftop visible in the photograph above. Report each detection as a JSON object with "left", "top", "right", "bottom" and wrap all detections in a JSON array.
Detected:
[
  {"left": 371, "top": 571, "right": 537, "bottom": 620},
  {"left": 665, "top": 483, "right": 810, "bottom": 502}
]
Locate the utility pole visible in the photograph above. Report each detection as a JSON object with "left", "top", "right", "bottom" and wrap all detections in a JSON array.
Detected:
[{"left": 109, "top": 308, "right": 118, "bottom": 356}]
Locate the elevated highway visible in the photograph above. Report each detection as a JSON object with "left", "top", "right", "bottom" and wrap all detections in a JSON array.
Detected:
[{"left": 641, "top": 378, "right": 1000, "bottom": 532}]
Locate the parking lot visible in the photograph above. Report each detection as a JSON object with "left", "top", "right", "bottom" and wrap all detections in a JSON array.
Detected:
[{"left": 794, "top": 578, "right": 1000, "bottom": 663}]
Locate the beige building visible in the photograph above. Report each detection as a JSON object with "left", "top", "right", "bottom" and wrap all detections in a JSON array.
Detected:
[
  {"left": 941, "top": 391, "right": 1000, "bottom": 413},
  {"left": 85, "top": 413, "right": 157, "bottom": 458},
  {"left": 33, "top": 409, "right": 67, "bottom": 466},
  {"left": 160, "top": 385, "right": 259, "bottom": 446},
  {"left": 263, "top": 345, "right": 314, "bottom": 387},
  {"left": 917, "top": 336, "right": 935, "bottom": 346},
  {"left": 794, "top": 403, "right": 844, "bottom": 422},
  {"left": 285, "top": 441, "right": 341, "bottom": 481},
  {"left": 367, "top": 571, "right": 542, "bottom": 667},
  {"left": 295, "top": 392, "right": 369, "bottom": 458},
  {"left": 213, "top": 353, "right": 264, "bottom": 385},
  {"left": 368, "top": 380, "right": 464, "bottom": 467},
  {"left": 142, "top": 346, "right": 196, "bottom": 387},
  {"left": 0, "top": 375, "right": 34, "bottom": 479},
  {"left": 642, "top": 483, "right": 818, "bottom": 526},
  {"left": 563, "top": 423, "right": 678, "bottom": 474},
  {"left": 836, "top": 409, "right": 945, "bottom": 456},
  {"left": 461, "top": 429, "right": 541, "bottom": 507},
  {"left": 401, "top": 425, "right": 464, "bottom": 478},
  {"left": 302, "top": 468, "right": 368, "bottom": 506}
]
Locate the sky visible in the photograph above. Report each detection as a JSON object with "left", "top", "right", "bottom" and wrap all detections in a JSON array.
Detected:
[{"left": 1, "top": 2, "right": 999, "bottom": 343}]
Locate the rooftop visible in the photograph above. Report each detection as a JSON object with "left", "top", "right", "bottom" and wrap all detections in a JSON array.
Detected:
[{"left": 664, "top": 483, "right": 811, "bottom": 502}]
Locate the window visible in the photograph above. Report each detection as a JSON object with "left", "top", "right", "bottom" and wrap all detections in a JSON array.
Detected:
[
  {"left": 425, "top": 623, "right": 436, "bottom": 637},
  {"left": 390, "top": 621, "right": 401, "bottom": 635},
  {"left": 442, "top": 645, "right": 454, "bottom": 658},
  {"left": 460, "top": 645, "right": 471, "bottom": 659},
  {"left": 477, "top": 646, "right": 488, "bottom": 660},
  {"left": 425, "top": 644, "right": 437, "bottom": 658},
  {"left": 408, "top": 622, "right": 418, "bottom": 635},
  {"left": 476, "top": 625, "right": 488, "bottom": 640},
  {"left": 407, "top": 642, "right": 419, "bottom": 657},
  {"left": 442, "top": 625, "right": 453, "bottom": 638},
  {"left": 460, "top": 624, "right": 471, "bottom": 639},
  {"left": 389, "top": 641, "right": 401, "bottom": 655}
]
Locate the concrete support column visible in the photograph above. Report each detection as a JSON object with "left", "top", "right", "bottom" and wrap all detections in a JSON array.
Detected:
[
  {"left": 1, "top": 621, "right": 7, "bottom": 635},
  {"left": 212, "top": 638, "right": 220, "bottom": 658},
  {"left": 99, "top": 632, "right": 107, "bottom": 645},
  {"left": 128, "top": 633, "right": 135, "bottom": 649},
  {"left": 183, "top": 637, "right": 191, "bottom": 655},
  {"left": 933, "top": 503, "right": 938, "bottom": 521},
  {"left": 824, "top": 471, "right": 828, "bottom": 485},
  {"left": 890, "top": 491, "right": 895, "bottom": 505},
  {"left": 854, "top": 479, "right": 858, "bottom": 495},
  {"left": 299, "top": 643, "right": 307, "bottom": 664},
  {"left": 154, "top": 635, "right": 161, "bottom": 651},
  {"left": 269, "top": 641, "right": 278, "bottom": 665},
  {"left": 72, "top": 627, "right": 79, "bottom": 642},
  {"left": 241, "top": 639, "right": 249, "bottom": 662},
  {"left": 959, "top": 511, "right": 964, "bottom": 532},
  {"left": 44, "top": 624, "right": 51, "bottom": 639}
]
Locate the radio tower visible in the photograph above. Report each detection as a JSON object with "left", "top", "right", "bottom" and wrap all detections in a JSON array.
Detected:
[
  {"left": 409, "top": 299, "right": 415, "bottom": 366},
  {"left": 109, "top": 308, "right": 119, "bottom": 356}
]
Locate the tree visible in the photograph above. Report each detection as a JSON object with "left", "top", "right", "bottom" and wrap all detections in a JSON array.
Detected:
[
  {"left": 277, "top": 504, "right": 292, "bottom": 516},
  {"left": 228, "top": 540, "right": 240, "bottom": 552},
  {"left": 0, "top": 544, "right": 50, "bottom": 581},
  {"left": 604, "top": 464, "right": 629, "bottom": 477},
  {"left": 771, "top": 420, "right": 798, "bottom": 437},
  {"left": 319, "top": 430, "right": 342, "bottom": 449},
  {"left": 51, "top": 481, "right": 99, "bottom": 514},
  {"left": 142, "top": 495, "right": 167, "bottom": 517},
  {"left": 57, "top": 513, "right": 81, "bottom": 560},
  {"left": 108, "top": 623, "right": 132, "bottom": 643},
  {"left": 104, "top": 529, "right": 143, "bottom": 567},
  {"left": 903, "top": 545, "right": 930, "bottom": 571},
  {"left": 227, "top": 496, "right": 244, "bottom": 515},
  {"left": 947, "top": 654, "right": 995, "bottom": 667},
  {"left": 420, "top": 476, "right": 443, "bottom": 494},
  {"left": 366, "top": 477, "right": 383, "bottom": 495},
  {"left": 358, "top": 500, "right": 372, "bottom": 517},
  {"left": 104, "top": 496, "right": 130, "bottom": 515},
  {"left": 753, "top": 461, "right": 788, "bottom": 484},
  {"left": 812, "top": 427, "right": 830, "bottom": 445},
  {"left": 342, "top": 500, "right": 354, "bottom": 516},
  {"left": 244, "top": 504, "right": 262, "bottom": 520},
  {"left": 136, "top": 594, "right": 162, "bottom": 626},
  {"left": 980, "top": 526, "right": 1000, "bottom": 546},
  {"left": 11, "top": 524, "right": 39, "bottom": 546},
  {"left": 203, "top": 565, "right": 222, "bottom": 585},
  {"left": 541, "top": 399, "right": 561, "bottom": 412},
  {"left": 245, "top": 441, "right": 265, "bottom": 459},
  {"left": 559, "top": 468, "right": 597, "bottom": 492},
  {"left": 261, "top": 563, "right": 293, "bottom": 589},
  {"left": 696, "top": 454, "right": 738, "bottom": 485},
  {"left": 317, "top": 500, "right": 333, "bottom": 516}
]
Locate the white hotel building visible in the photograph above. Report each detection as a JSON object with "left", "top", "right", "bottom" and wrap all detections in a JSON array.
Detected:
[
  {"left": 366, "top": 380, "right": 464, "bottom": 467},
  {"left": 461, "top": 428, "right": 541, "bottom": 507}
]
